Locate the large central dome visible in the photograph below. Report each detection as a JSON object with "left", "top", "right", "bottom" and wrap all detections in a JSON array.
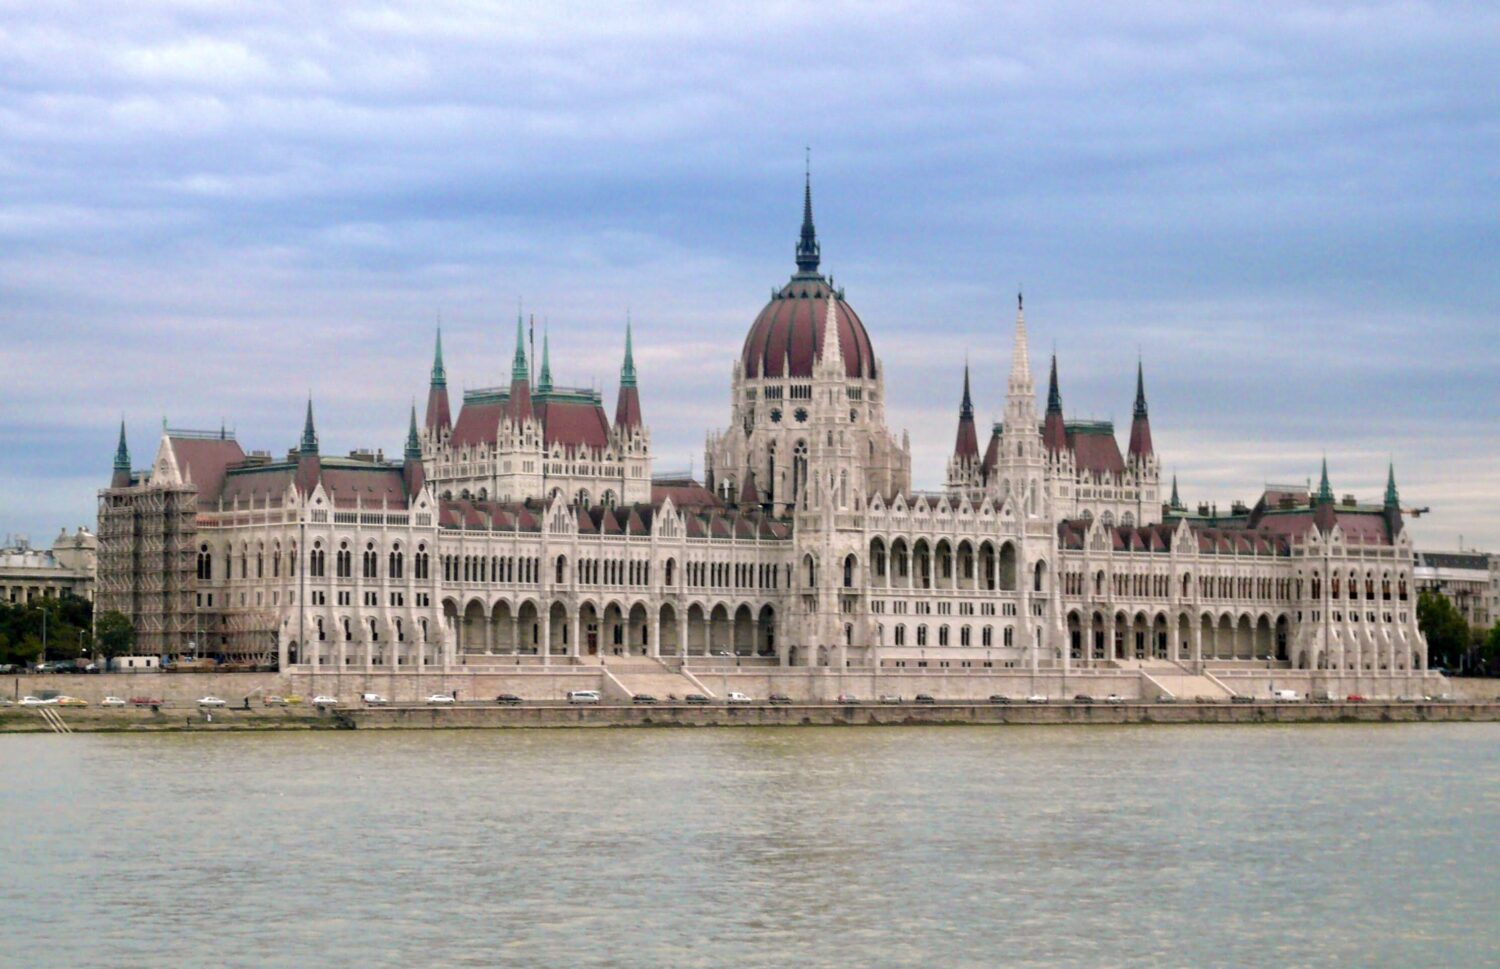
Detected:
[{"left": 739, "top": 179, "right": 876, "bottom": 381}]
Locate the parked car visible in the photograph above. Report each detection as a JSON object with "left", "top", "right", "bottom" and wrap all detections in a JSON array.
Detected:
[
  {"left": 197, "top": 696, "right": 227, "bottom": 707},
  {"left": 55, "top": 695, "right": 88, "bottom": 707},
  {"left": 130, "top": 696, "right": 162, "bottom": 708},
  {"left": 283, "top": 694, "right": 305, "bottom": 705},
  {"left": 495, "top": 694, "right": 523, "bottom": 705},
  {"left": 631, "top": 694, "right": 658, "bottom": 705},
  {"left": 262, "top": 695, "right": 287, "bottom": 706},
  {"left": 1104, "top": 694, "right": 1126, "bottom": 705},
  {"left": 20, "top": 696, "right": 55, "bottom": 706},
  {"left": 1395, "top": 695, "right": 1422, "bottom": 703},
  {"left": 1073, "top": 694, "right": 1094, "bottom": 705},
  {"left": 988, "top": 695, "right": 1012, "bottom": 704},
  {"left": 310, "top": 695, "right": 339, "bottom": 706},
  {"left": 1231, "top": 694, "right": 1255, "bottom": 704},
  {"left": 914, "top": 694, "right": 936, "bottom": 705},
  {"left": 684, "top": 693, "right": 711, "bottom": 705},
  {"left": 1026, "top": 694, "right": 1048, "bottom": 704},
  {"left": 101, "top": 696, "right": 127, "bottom": 707},
  {"left": 0, "top": 663, "right": 15, "bottom": 674},
  {"left": 725, "top": 692, "right": 753, "bottom": 704},
  {"left": 361, "top": 693, "right": 389, "bottom": 705},
  {"left": 1345, "top": 694, "right": 1366, "bottom": 703},
  {"left": 425, "top": 694, "right": 455, "bottom": 705},
  {"left": 878, "top": 694, "right": 903, "bottom": 705},
  {"left": 836, "top": 693, "right": 860, "bottom": 704},
  {"left": 80, "top": 663, "right": 99, "bottom": 674},
  {"left": 567, "top": 690, "right": 601, "bottom": 705},
  {"left": 1272, "top": 689, "right": 1302, "bottom": 702},
  {"left": 1155, "top": 694, "right": 1178, "bottom": 703},
  {"left": 0, "top": 697, "right": 13, "bottom": 706},
  {"left": 768, "top": 693, "right": 792, "bottom": 705}
]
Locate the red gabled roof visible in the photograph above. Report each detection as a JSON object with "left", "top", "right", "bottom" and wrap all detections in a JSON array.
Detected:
[
  {"left": 319, "top": 465, "right": 411, "bottom": 509},
  {"left": 450, "top": 401, "right": 504, "bottom": 449},
  {"left": 652, "top": 481, "right": 720, "bottom": 508},
  {"left": 1067, "top": 429, "right": 1125, "bottom": 475},
  {"left": 219, "top": 466, "right": 294, "bottom": 507},
  {"left": 536, "top": 399, "right": 610, "bottom": 450},
  {"left": 168, "top": 436, "right": 246, "bottom": 504}
]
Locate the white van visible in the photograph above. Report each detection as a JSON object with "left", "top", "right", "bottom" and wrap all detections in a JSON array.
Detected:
[
  {"left": 567, "top": 690, "right": 602, "bottom": 705},
  {"left": 1272, "top": 689, "right": 1301, "bottom": 702},
  {"left": 361, "top": 693, "right": 389, "bottom": 705}
]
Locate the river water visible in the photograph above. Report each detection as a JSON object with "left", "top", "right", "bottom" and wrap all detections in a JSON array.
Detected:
[{"left": 1, "top": 724, "right": 1496, "bottom": 968}]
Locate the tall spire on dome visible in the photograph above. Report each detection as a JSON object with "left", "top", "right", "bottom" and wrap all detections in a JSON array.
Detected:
[
  {"left": 795, "top": 151, "right": 821, "bottom": 275},
  {"left": 300, "top": 397, "right": 318, "bottom": 454},
  {"left": 1043, "top": 353, "right": 1067, "bottom": 453},
  {"left": 538, "top": 326, "right": 553, "bottom": 394},
  {"left": 1128, "top": 359, "right": 1154, "bottom": 459},
  {"left": 111, "top": 420, "right": 131, "bottom": 487},
  {"left": 954, "top": 363, "right": 979, "bottom": 460}
]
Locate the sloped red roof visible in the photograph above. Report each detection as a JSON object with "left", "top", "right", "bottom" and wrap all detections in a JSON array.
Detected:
[
  {"left": 652, "top": 482, "right": 720, "bottom": 508},
  {"left": 320, "top": 466, "right": 410, "bottom": 509},
  {"left": 741, "top": 279, "right": 875, "bottom": 380},
  {"left": 450, "top": 402, "right": 504, "bottom": 449},
  {"left": 537, "top": 399, "right": 610, "bottom": 450},
  {"left": 1068, "top": 429, "right": 1125, "bottom": 475},
  {"left": 168, "top": 436, "right": 246, "bottom": 504},
  {"left": 219, "top": 466, "right": 294, "bottom": 507}
]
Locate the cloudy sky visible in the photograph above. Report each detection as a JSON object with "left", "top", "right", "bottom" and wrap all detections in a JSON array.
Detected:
[{"left": 2, "top": 1, "right": 1496, "bottom": 549}]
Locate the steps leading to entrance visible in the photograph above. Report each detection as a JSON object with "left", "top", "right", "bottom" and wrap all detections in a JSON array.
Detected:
[
  {"left": 600, "top": 659, "right": 711, "bottom": 701},
  {"left": 1143, "top": 670, "right": 1233, "bottom": 701}
]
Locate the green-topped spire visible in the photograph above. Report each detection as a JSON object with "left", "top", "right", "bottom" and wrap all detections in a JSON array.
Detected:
[
  {"left": 1315, "top": 456, "right": 1333, "bottom": 505},
  {"left": 1170, "top": 474, "right": 1184, "bottom": 511},
  {"left": 300, "top": 397, "right": 318, "bottom": 454},
  {"left": 113, "top": 420, "right": 130, "bottom": 472},
  {"left": 620, "top": 319, "right": 637, "bottom": 388},
  {"left": 511, "top": 312, "right": 529, "bottom": 384},
  {"left": 1384, "top": 461, "right": 1400, "bottom": 509},
  {"left": 405, "top": 402, "right": 421, "bottom": 460},
  {"left": 537, "top": 327, "right": 553, "bottom": 393},
  {"left": 430, "top": 327, "right": 446, "bottom": 386}
]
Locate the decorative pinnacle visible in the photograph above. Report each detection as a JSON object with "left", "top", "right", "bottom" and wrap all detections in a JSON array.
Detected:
[
  {"left": 1316, "top": 456, "right": 1333, "bottom": 504},
  {"left": 1385, "top": 461, "right": 1400, "bottom": 508},
  {"left": 300, "top": 397, "right": 318, "bottom": 454},
  {"left": 113, "top": 420, "right": 130, "bottom": 471},
  {"left": 1133, "top": 359, "right": 1148, "bottom": 419},
  {"left": 405, "top": 401, "right": 421, "bottom": 460},
  {"left": 430, "top": 327, "right": 446, "bottom": 386},
  {"left": 1046, "top": 354, "right": 1063, "bottom": 413},
  {"left": 511, "top": 311, "right": 529, "bottom": 384},
  {"left": 538, "top": 326, "right": 553, "bottom": 393},
  {"left": 1170, "top": 474, "right": 1184, "bottom": 511},
  {"left": 960, "top": 363, "right": 974, "bottom": 420},
  {"left": 795, "top": 158, "right": 820, "bottom": 275},
  {"left": 620, "top": 318, "right": 637, "bottom": 388}
]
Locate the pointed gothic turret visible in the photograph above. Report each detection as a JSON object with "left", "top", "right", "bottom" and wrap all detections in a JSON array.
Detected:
[
  {"left": 295, "top": 397, "right": 321, "bottom": 496},
  {"left": 953, "top": 364, "right": 979, "bottom": 461},
  {"left": 111, "top": 420, "right": 131, "bottom": 488},
  {"left": 403, "top": 402, "right": 425, "bottom": 497},
  {"left": 1313, "top": 456, "right": 1337, "bottom": 532},
  {"left": 1128, "top": 360, "right": 1154, "bottom": 460},
  {"left": 300, "top": 398, "right": 319, "bottom": 455},
  {"left": 818, "top": 283, "right": 843, "bottom": 375},
  {"left": 508, "top": 313, "right": 533, "bottom": 424},
  {"left": 537, "top": 327, "right": 553, "bottom": 394},
  {"left": 795, "top": 168, "right": 820, "bottom": 276},
  {"left": 1169, "top": 474, "right": 1185, "bottom": 512},
  {"left": 614, "top": 321, "right": 643, "bottom": 430},
  {"left": 1383, "top": 461, "right": 1403, "bottom": 537},
  {"left": 424, "top": 328, "right": 452, "bottom": 435},
  {"left": 1316, "top": 457, "right": 1333, "bottom": 504},
  {"left": 1042, "top": 354, "right": 1068, "bottom": 453}
]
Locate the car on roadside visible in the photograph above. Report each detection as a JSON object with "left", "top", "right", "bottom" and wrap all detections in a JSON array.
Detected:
[
  {"left": 836, "top": 693, "right": 860, "bottom": 704},
  {"left": 1026, "top": 694, "right": 1048, "bottom": 704},
  {"left": 283, "top": 694, "right": 304, "bottom": 705},
  {"left": 197, "top": 696, "right": 227, "bottom": 707},
  {"left": 914, "top": 694, "right": 937, "bottom": 705},
  {"left": 725, "top": 692, "right": 753, "bottom": 704},
  {"left": 101, "top": 696, "right": 127, "bottom": 707},
  {"left": 1396, "top": 695, "right": 1422, "bottom": 703},
  {"left": 988, "top": 695, "right": 1012, "bottom": 705},
  {"left": 1073, "top": 694, "right": 1094, "bottom": 705},
  {"left": 424, "top": 694, "right": 455, "bottom": 705},
  {"left": 361, "top": 693, "right": 389, "bottom": 705},
  {"left": 1231, "top": 694, "right": 1255, "bottom": 704},
  {"left": 0, "top": 697, "right": 13, "bottom": 706},
  {"left": 56, "top": 695, "right": 88, "bottom": 707},
  {"left": 684, "top": 693, "right": 711, "bottom": 705},
  {"left": 1104, "top": 694, "right": 1126, "bottom": 705},
  {"left": 0, "top": 663, "right": 15, "bottom": 674},
  {"left": 262, "top": 695, "right": 287, "bottom": 706},
  {"left": 495, "top": 694, "right": 523, "bottom": 705},
  {"left": 130, "top": 696, "right": 162, "bottom": 708},
  {"left": 1345, "top": 694, "right": 1366, "bottom": 703},
  {"left": 878, "top": 694, "right": 903, "bottom": 705},
  {"left": 310, "top": 695, "right": 339, "bottom": 706},
  {"left": 768, "top": 693, "right": 792, "bottom": 705},
  {"left": 20, "top": 696, "right": 55, "bottom": 706},
  {"left": 567, "top": 690, "right": 601, "bottom": 705},
  {"left": 631, "top": 694, "right": 658, "bottom": 705},
  {"left": 1155, "top": 694, "right": 1178, "bottom": 703}
]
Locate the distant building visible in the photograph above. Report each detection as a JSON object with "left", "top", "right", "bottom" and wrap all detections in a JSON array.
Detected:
[
  {"left": 1, "top": 528, "right": 96, "bottom": 604},
  {"left": 1413, "top": 550, "right": 1493, "bottom": 629}
]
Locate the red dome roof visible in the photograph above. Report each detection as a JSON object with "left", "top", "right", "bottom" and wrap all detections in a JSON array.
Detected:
[{"left": 741, "top": 275, "right": 875, "bottom": 380}]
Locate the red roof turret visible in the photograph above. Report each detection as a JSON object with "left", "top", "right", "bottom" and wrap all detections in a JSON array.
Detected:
[{"left": 1127, "top": 360, "right": 1153, "bottom": 460}]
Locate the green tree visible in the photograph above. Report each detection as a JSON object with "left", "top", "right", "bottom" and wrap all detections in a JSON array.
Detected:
[
  {"left": 1417, "top": 590, "right": 1469, "bottom": 672},
  {"left": 94, "top": 611, "right": 136, "bottom": 668}
]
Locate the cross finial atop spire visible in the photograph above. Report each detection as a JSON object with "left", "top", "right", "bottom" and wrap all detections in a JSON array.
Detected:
[{"left": 796, "top": 153, "right": 821, "bottom": 275}]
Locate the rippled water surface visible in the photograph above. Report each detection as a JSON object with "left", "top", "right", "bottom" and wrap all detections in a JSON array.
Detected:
[{"left": 2, "top": 724, "right": 1497, "bottom": 968}]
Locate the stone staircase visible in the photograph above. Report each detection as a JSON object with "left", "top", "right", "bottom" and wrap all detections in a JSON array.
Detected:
[
  {"left": 599, "top": 658, "right": 711, "bottom": 702},
  {"left": 1140, "top": 663, "right": 1234, "bottom": 702}
]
